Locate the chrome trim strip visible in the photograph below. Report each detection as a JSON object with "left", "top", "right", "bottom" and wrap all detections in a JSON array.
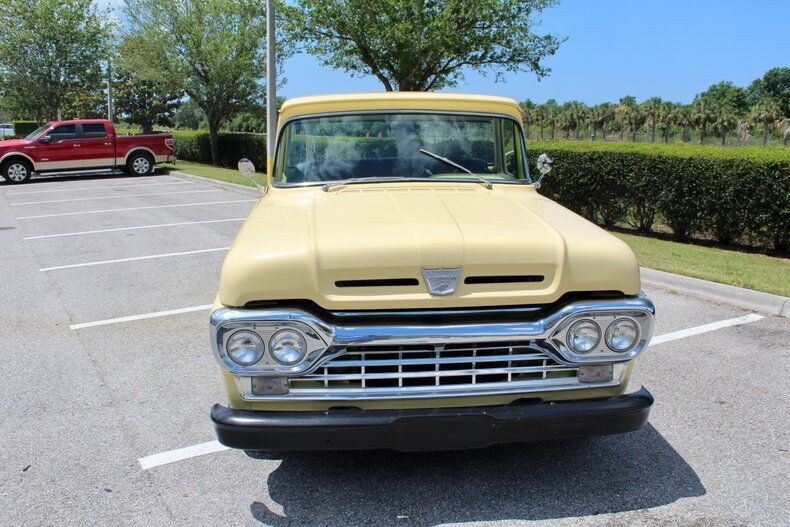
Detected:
[{"left": 209, "top": 295, "right": 655, "bottom": 376}]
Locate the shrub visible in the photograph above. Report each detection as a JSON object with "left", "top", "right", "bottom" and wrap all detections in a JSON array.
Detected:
[
  {"left": 172, "top": 131, "right": 267, "bottom": 172},
  {"left": 12, "top": 120, "right": 38, "bottom": 137},
  {"left": 529, "top": 140, "right": 790, "bottom": 251}
]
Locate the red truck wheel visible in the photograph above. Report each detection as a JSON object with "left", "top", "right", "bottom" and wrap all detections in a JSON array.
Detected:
[
  {"left": 2, "top": 159, "right": 32, "bottom": 184},
  {"left": 127, "top": 152, "right": 154, "bottom": 176}
]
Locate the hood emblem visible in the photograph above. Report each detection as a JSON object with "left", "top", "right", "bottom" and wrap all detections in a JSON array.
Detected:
[{"left": 422, "top": 268, "right": 461, "bottom": 296}]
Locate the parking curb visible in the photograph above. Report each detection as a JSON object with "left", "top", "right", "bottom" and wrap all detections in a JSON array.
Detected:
[
  {"left": 641, "top": 267, "right": 789, "bottom": 318},
  {"left": 166, "top": 170, "right": 261, "bottom": 197}
]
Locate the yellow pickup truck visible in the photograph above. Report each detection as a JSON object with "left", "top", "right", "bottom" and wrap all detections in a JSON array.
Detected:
[{"left": 209, "top": 92, "right": 655, "bottom": 451}]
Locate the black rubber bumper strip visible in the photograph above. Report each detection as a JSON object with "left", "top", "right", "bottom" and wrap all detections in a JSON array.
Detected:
[{"left": 211, "top": 387, "right": 653, "bottom": 452}]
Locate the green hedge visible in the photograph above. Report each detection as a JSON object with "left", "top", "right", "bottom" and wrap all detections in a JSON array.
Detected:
[
  {"left": 12, "top": 120, "right": 38, "bottom": 137},
  {"left": 172, "top": 131, "right": 267, "bottom": 172},
  {"left": 530, "top": 141, "right": 790, "bottom": 251}
]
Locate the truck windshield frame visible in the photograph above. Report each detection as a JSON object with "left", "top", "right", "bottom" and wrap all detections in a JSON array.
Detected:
[{"left": 272, "top": 111, "right": 532, "bottom": 188}]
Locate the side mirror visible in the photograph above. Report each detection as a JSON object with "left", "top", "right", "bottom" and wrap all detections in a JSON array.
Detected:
[
  {"left": 533, "top": 153, "right": 553, "bottom": 189},
  {"left": 39, "top": 135, "right": 52, "bottom": 144},
  {"left": 237, "top": 158, "right": 264, "bottom": 192}
]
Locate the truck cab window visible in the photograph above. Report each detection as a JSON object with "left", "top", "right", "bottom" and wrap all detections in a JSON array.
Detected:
[
  {"left": 49, "top": 124, "right": 77, "bottom": 141},
  {"left": 82, "top": 123, "right": 107, "bottom": 139}
]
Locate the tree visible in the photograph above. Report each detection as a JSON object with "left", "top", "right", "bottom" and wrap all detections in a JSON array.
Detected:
[
  {"left": 519, "top": 99, "right": 536, "bottom": 139},
  {"left": 541, "top": 99, "right": 560, "bottom": 140},
  {"left": 284, "top": 0, "right": 563, "bottom": 91},
  {"left": 616, "top": 96, "right": 643, "bottom": 142},
  {"left": 655, "top": 102, "right": 676, "bottom": 143},
  {"left": 750, "top": 97, "right": 782, "bottom": 146},
  {"left": 114, "top": 37, "right": 182, "bottom": 133},
  {"left": 0, "top": 0, "right": 110, "bottom": 123},
  {"left": 748, "top": 67, "right": 789, "bottom": 117},
  {"left": 673, "top": 104, "right": 694, "bottom": 142},
  {"left": 641, "top": 97, "right": 662, "bottom": 142},
  {"left": 691, "top": 96, "right": 715, "bottom": 144},
  {"left": 589, "top": 103, "right": 615, "bottom": 141},
  {"left": 123, "top": 0, "right": 286, "bottom": 164},
  {"left": 173, "top": 99, "right": 206, "bottom": 130}
]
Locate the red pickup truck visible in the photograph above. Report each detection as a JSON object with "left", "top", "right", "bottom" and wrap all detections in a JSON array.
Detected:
[{"left": 0, "top": 119, "right": 175, "bottom": 184}]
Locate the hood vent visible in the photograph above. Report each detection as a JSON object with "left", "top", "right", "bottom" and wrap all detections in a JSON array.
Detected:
[
  {"left": 336, "top": 278, "right": 419, "bottom": 288},
  {"left": 465, "top": 275, "right": 544, "bottom": 285}
]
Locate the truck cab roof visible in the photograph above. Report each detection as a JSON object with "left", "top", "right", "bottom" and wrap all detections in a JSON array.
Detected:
[{"left": 279, "top": 92, "right": 525, "bottom": 124}]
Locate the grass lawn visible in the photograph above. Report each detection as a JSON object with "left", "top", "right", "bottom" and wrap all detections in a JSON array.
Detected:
[
  {"left": 615, "top": 233, "right": 789, "bottom": 297},
  {"left": 161, "top": 161, "right": 263, "bottom": 188}
]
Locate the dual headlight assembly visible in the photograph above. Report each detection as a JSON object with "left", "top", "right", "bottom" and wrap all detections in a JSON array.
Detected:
[
  {"left": 226, "top": 329, "right": 307, "bottom": 366},
  {"left": 551, "top": 312, "right": 652, "bottom": 363}
]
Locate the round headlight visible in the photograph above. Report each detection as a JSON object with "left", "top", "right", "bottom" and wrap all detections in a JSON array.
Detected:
[
  {"left": 606, "top": 318, "right": 639, "bottom": 352},
  {"left": 269, "top": 329, "right": 307, "bottom": 365},
  {"left": 566, "top": 319, "right": 601, "bottom": 354},
  {"left": 226, "top": 330, "right": 264, "bottom": 365}
]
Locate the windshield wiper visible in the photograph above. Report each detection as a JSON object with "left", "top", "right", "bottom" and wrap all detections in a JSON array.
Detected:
[{"left": 418, "top": 149, "right": 492, "bottom": 189}]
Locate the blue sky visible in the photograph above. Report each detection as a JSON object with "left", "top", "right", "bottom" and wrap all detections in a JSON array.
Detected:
[{"left": 102, "top": 0, "right": 788, "bottom": 104}]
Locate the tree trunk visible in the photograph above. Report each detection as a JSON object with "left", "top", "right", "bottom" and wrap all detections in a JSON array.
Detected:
[
  {"left": 591, "top": 126, "right": 597, "bottom": 141},
  {"left": 142, "top": 121, "right": 153, "bottom": 134},
  {"left": 525, "top": 123, "right": 530, "bottom": 140},
  {"left": 631, "top": 126, "right": 637, "bottom": 142},
  {"left": 550, "top": 126, "right": 555, "bottom": 140},
  {"left": 574, "top": 122, "right": 580, "bottom": 139},
  {"left": 651, "top": 118, "right": 656, "bottom": 142},
  {"left": 619, "top": 128, "right": 624, "bottom": 141},
  {"left": 763, "top": 122, "right": 768, "bottom": 146},
  {"left": 721, "top": 133, "right": 726, "bottom": 146},
  {"left": 539, "top": 126, "right": 544, "bottom": 140},
  {"left": 700, "top": 124, "right": 706, "bottom": 144},
  {"left": 209, "top": 121, "right": 221, "bottom": 165},
  {"left": 602, "top": 125, "right": 607, "bottom": 141}
]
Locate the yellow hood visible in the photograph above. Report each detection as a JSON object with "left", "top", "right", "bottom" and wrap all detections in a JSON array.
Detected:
[{"left": 218, "top": 183, "right": 640, "bottom": 309}]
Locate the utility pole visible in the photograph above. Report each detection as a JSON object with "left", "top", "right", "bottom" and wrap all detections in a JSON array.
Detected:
[
  {"left": 107, "top": 58, "right": 114, "bottom": 123},
  {"left": 266, "top": 0, "right": 276, "bottom": 162}
]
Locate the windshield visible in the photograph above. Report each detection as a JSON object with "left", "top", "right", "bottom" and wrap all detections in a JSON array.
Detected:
[
  {"left": 25, "top": 124, "right": 50, "bottom": 141},
  {"left": 273, "top": 113, "right": 528, "bottom": 186}
]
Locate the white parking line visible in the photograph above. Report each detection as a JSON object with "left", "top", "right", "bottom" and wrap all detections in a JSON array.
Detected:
[
  {"left": 136, "top": 312, "right": 765, "bottom": 470},
  {"left": 16, "top": 199, "right": 257, "bottom": 219},
  {"left": 24, "top": 218, "right": 246, "bottom": 240},
  {"left": 138, "top": 441, "right": 230, "bottom": 470},
  {"left": 70, "top": 304, "right": 213, "bottom": 330},
  {"left": 5, "top": 180, "right": 190, "bottom": 195},
  {"left": 648, "top": 313, "right": 764, "bottom": 346},
  {"left": 10, "top": 188, "right": 220, "bottom": 205},
  {"left": 40, "top": 247, "right": 230, "bottom": 271}
]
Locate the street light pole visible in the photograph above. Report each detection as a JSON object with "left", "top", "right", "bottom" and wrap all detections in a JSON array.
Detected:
[
  {"left": 266, "top": 0, "right": 276, "bottom": 162},
  {"left": 107, "top": 58, "right": 114, "bottom": 123}
]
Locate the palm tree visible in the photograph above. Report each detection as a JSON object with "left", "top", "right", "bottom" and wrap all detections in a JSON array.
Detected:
[
  {"left": 712, "top": 109, "right": 738, "bottom": 145},
  {"left": 750, "top": 96, "right": 782, "bottom": 146},
  {"left": 590, "top": 103, "right": 615, "bottom": 141},
  {"left": 673, "top": 104, "right": 694, "bottom": 142},
  {"left": 617, "top": 96, "right": 644, "bottom": 141},
  {"left": 519, "top": 100, "right": 536, "bottom": 139},
  {"left": 656, "top": 102, "right": 676, "bottom": 142},
  {"left": 641, "top": 97, "right": 662, "bottom": 142},
  {"left": 692, "top": 97, "right": 715, "bottom": 144},
  {"left": 542, "top": 99, "right": 560, "bottom": 140}
]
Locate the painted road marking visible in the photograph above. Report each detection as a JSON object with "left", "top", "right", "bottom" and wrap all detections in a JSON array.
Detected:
[
  {"left": 16, "top": 199, "right": 257, "bottom": 219},
  {"left": 136, "top": 312, "right": 765, "bottom": 470},
  {"left": 138, "top": 441, "right": 230, "bottom": 470},
  {"left": 40, "top": 247, "right": 230, "bottom": 271},
  {"left": 10, "top": 188, "right": 220, "bottom": 205},
  {"left": 648, "top": 313, "right": 764, "bottom": 346},
  {"left": 5, "top": 180, "right": 190, "bottom": 195},
  {"left": 24, "top": 218, "right": 246, "bottom": 240},
  {"left": 69, "top": 304, "right": 213, "bottom": 330}
]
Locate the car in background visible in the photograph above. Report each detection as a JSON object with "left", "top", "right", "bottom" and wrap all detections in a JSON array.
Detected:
[
  {"left": 0, "top": 123, "right": 14, "bottom": 138},
  {"left": 0, "top": 119, "right": 174, "bottom": 184}
]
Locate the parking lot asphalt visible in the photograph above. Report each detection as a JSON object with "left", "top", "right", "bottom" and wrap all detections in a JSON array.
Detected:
[{"left": 1, "top": 173, "right": 788, "bottom": 527}]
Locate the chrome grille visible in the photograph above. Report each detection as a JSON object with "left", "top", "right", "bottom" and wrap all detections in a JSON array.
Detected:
[{"left": 289, "top": 341, "right": 579, "bottom": 398}]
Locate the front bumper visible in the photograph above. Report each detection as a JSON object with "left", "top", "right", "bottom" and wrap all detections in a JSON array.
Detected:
[{"left": 211, "top": 387, "right": 653, "bottom": 452}]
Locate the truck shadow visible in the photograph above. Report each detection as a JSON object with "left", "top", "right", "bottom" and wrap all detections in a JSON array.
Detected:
[{"left": 249, "top": 424, "right": 704, "bottom": 526}]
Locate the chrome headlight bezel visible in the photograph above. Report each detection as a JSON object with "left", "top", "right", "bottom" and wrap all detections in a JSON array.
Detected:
[
  {"left": 210, "top": 311, "right": 331, "bottom": 375},
  {"left": 550, "top": 308, "right": 653, "bottom": 363}
]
